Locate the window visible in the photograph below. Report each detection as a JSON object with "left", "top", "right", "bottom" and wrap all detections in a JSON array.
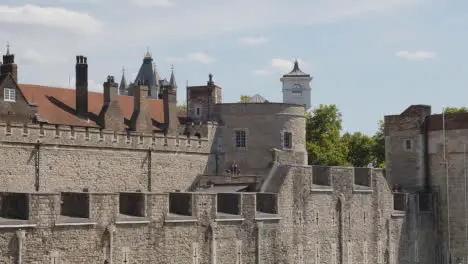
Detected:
[
  {"left": 284, "top": 132, "right": 292, "bottom": 148},
  {"left": 196, "top": 107, "right": 200, "bottom": 116},
  {"left": 235, "top": 130, "right": 246, "bottom": 148},
  {"left": 3, "top": 88, "right": 15, "bottom": 102},
  {"left": 405, "top": 139, "right": 412, "bottom": 150},
  {"left": 292, "top": 90, "right": 302, "bottom": 96}
]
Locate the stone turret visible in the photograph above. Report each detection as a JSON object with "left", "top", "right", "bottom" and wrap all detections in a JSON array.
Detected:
[{"left": 280, "top": 59, "right": 312, "bottom": 110}]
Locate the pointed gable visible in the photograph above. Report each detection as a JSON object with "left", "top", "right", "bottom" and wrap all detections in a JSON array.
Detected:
[{"left": 0, "top": 74, "right": 37, "bottom": 123}]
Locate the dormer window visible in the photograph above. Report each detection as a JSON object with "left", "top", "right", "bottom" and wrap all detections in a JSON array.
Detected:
[{"left": 3, "top": 88, "right": 15, "bottom": 102}]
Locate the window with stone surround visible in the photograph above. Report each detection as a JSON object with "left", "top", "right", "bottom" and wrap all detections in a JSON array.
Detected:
[
  {"left": 119, "top": 193, "right": 145, "bottom": 217},
  {"left": 3, "top": 88, "right": 15, "bottom": 102},
  {"left": 169, "top": 192, "right": 192, "bottom": 216},
  {"left": 0, "top": 193, "right": 29, "bottom": 220},
  {"left": 60, "top": 192, "right": 90, "bottom": 218},
  {"left": 283, "top": 131, "right": 292, "bottom": 149},
  {"left": 235, "top": 130, "right": 246, "bottom": 148}
]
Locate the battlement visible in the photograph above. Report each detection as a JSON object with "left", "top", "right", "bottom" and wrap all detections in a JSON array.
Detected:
[
  {"left": 384, "top": 105, "right": 431, "bottom": 135},
  {"left": 0, "top": 190, "right": 279, "bottom": 228},
  {"left": 0, "top": 122, "right": 211, "bottom": 153},
  {"left": 310, "top": 165, "right": 375, "bottom": 192}
]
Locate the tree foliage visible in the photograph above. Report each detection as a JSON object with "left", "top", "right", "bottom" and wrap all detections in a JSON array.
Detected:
[
  {"left": 177, "top": 104, "right": 187, "bottom": 112},
  {"left": 306, "top": 104, "right": 349, "bottom": 166},
  {"left": 306, "top": 104, "right": 385, "bottom": 168},
  {"left": 239, "top": 95, "right": 250, "bottom": 103},
  {"left": 444, "top": 107, "right": 468, "bottom": 114}
]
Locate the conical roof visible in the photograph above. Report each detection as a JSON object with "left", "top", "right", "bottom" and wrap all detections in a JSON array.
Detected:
[
  {"left": 134, "top": 53, "right": 159, "bottom": 97},
  {"left": 283, "top": 60, "right": 310, "bottom": 77}
]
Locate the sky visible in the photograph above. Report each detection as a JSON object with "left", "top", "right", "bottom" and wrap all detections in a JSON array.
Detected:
[{"left": 0, "top": 0, "right": 467, "bottom": 135}]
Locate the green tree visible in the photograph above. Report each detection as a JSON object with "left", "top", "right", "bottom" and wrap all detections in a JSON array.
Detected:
[
  {"left": 444, "top": 107, "right": 468, "bottom": 114},
  {"left": 372, "top": 120, "right": 385, "bottom": 168},
  {"left": 341, "top": 132, "right": 376, "bottom": 167},
  {"left": 306, "top": 104, "right": 349, "bottom": 166},
  {"left": 239, "top": 95, "right": 250, "bottom": 103},
  {"left": 177, "top": 104, "right": 187, "bottom": 112}
]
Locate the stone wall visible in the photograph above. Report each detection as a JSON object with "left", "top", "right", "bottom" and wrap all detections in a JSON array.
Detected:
[
  {"left": 0, "top": 122, "right": 214, "bottom": 193},
  {"left": 0, "top": 165, "right": 437, "bottom": 263},
  {"left": 213, "top": 103, "right": 307, "bottom": 174}
]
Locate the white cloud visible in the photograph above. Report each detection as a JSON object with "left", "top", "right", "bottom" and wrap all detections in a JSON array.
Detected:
[
  {"left": 237, "top": 37, "right": 270, "bottom": 46},
  {"left": 253, "top": 58, "right": 309, "bottom": 76},
  {"left": 127, "top": 0, "right": 422, "bottom": 41},
  {"left": 133, "top": 0, "right": 176, "bottom": 7},
  {"left": 395, "top": 50, "right": 436, "bottom": 61},
  {"left": 0, "top": 5, "right": 103, "bottom": 35},
  {"left": 187, "top": 52, "right": 215, "bottom": 64}
]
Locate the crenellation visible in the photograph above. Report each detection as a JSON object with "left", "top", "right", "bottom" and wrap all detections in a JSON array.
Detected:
[{"left": 0, "top": 122, "right": 210, "bottom": 153}]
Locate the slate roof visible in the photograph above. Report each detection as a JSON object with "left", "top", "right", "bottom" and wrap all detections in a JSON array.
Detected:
[
  {"left": 283, "top": 60, "right": 310, "bottom": 77},
  {"left": 18, "top": 84, "right": 165, "bottom": 129}
]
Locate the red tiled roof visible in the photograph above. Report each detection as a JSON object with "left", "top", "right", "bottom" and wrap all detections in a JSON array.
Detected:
[{"left": 18, "top": 84, "right": 165, "bottom": 128}]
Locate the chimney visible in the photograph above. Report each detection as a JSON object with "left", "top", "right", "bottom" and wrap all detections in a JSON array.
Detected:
[
  {"left": 163, "top": 85, "right": 178, "bottom": 135},
  {"left": 1, "top": 45, "right": 18, "bottom": 82},
  {"left": 75, "top": 55, "right": 88, "bottom": 118},
  {"left": 104, "top": 75, "right": 118, "bottom": 103},
  {"left": 132, "top": 81, "right": 153, "bottom": 133},
  {"left": 101, "top": 76, "right": 124, "bottom": 131}
]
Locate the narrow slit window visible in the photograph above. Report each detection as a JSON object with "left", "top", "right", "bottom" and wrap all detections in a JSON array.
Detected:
[
  {"left": 405, "top": 139, "right": 412, "bottom": 150},
  {"left": 283, "top": 132, "right": 292, "bottom": 149}
]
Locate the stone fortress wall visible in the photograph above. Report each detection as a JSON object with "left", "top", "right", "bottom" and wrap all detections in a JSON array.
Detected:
[
  {"left": 0, "top": 102, "right": 438, "bottom": 263},
  {"left": 0, "top": 162, "right": 434, "bottom": 263},
  {"left": 0, "top": 54, "right": 438, "bottom": 262},
  {"left": 384, "top": 104, "right": 468, "bottom": 263}
]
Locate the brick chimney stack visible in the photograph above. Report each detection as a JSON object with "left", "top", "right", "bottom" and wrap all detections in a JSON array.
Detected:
[
  {"left": 101, "top": 76, "right": 124, "bottom": 131},
  {"left": 75, "top": 55, "right": 88, "bottom": 118},
  {"left": 104, "top": 76, "right": 118, "bottom": 103},
  {"left": 132, "top": 81, "right": 153, "bottom": 133},
  {"left": 163, "top": 85, "right": 178, "bottom": 135}
]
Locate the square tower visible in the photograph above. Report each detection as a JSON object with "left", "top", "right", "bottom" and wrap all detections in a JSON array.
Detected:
[
  {"left": 280, "top": 60, "right": 312, "bottom": 110},
  {"left": 187, "top": 73, "right": 222, "bottom": 122}
]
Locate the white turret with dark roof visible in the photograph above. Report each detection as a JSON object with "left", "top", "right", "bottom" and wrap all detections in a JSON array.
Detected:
[{"left": 280, "top": 60, "right": 312, "bottom": 110}]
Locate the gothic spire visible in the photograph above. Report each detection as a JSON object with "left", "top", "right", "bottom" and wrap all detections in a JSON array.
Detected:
[
  {"left": 119, "top": 67, "right": 127, "bottom": 95},
  {"left": 169, "top": 64, "right": 177, "bottom": 88}
]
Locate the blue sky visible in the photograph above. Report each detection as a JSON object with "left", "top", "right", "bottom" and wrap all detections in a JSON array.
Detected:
[{"left": 0, "top": 0, "right": 467, "bottom": 135}]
